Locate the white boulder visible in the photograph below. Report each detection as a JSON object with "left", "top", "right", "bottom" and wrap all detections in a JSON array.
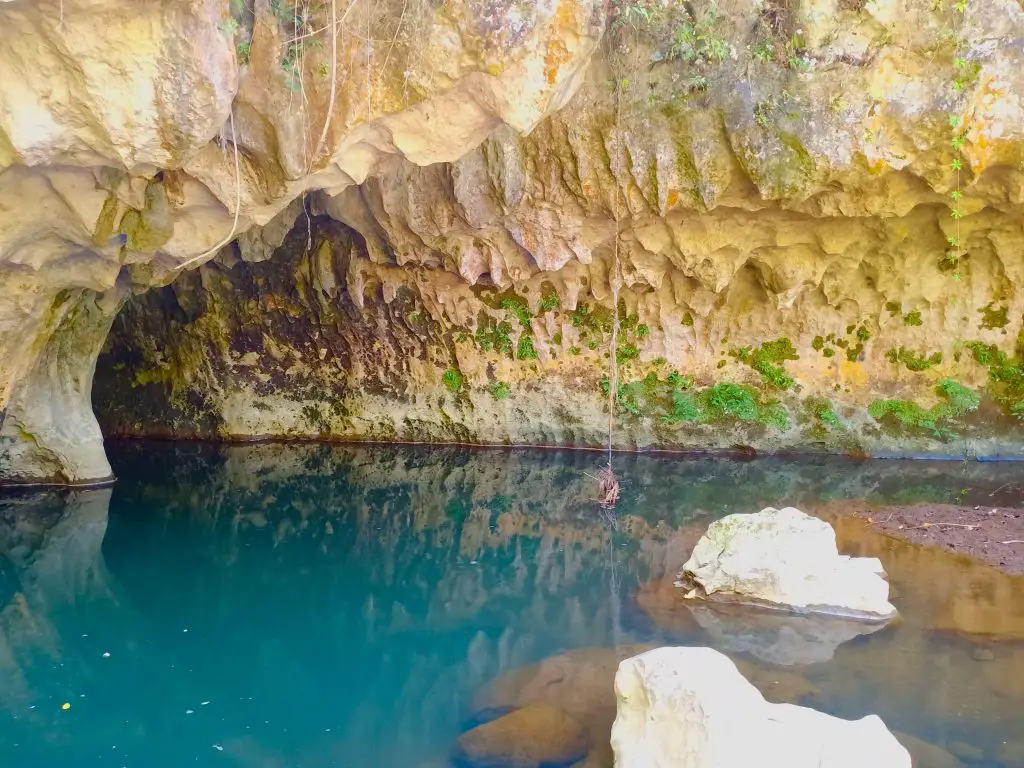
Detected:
[
  {"left": 680, "top": 507, "right": 896, "bottom": 621},
  {"left": 611, "top": 646, "right": 911, "bottom": 768}
]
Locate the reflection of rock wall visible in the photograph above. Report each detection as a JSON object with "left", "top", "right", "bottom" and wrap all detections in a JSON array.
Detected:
[
  {"left": 2, "top": 441, "right": 1021, "bottom": 764},
  {"left": 0, "top": 488, "right": 113, "bottom": 713}
]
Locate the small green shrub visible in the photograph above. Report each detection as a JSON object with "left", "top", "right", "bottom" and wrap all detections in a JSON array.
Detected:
[
  {"left": 488, "top": 381, "right": 511, "bottom": 400},
  {"left": 539, "top": 292, "right": 561, "bottom": 312},
  {"left": 617, "top": 343, "right": 640, "bottom": 363},
  {"left": 669, "top": 2, "right": 729, "bottom": 63},
  {"left": 442, "top": 368, "right": 464, "bottom": 393},
  {"left": 868, "top": 378, "right": 979, "bottom": 437},
  {"left": 732, "top": 338, "right": 798, "bottom": 389},
  {"left": 501, "top": 296, "right": 532, "bottom": 328},
  {"left": 885, "top": 347, "right": 943, "bottom": 372},
  {"left": 517, "top": 335, "right": 538, "bottom": 360}
]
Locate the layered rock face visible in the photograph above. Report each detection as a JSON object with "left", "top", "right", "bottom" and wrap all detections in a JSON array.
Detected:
[{"left": 4, "top": 0, "right": 1024, "bottom": 482}]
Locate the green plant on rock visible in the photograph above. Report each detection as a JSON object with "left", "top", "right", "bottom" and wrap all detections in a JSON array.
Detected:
[
  {"left": 475, "top": 320, "right": 514, "bottom": 356},
  {"left": 753, "top": 39, "right": 774, "bottom": 62},
  {"left": 663, "top": 382, "right": 788, "bottom": 430},
  {"left": 539, "top": 291, "right": 561, "bottom": 312},
  {"left": 754, "top": 99, "right": 773, "bottom": 129},
  {"left": 868, "top": 378, "right": 979, "bottom": 438},
  {"left": 501, "top": 296, "right": 533, "bottom": 328},
  {"left": 963, "top": 341, "right": 1024, "bottom": 417},
  {"left": 617, "top": 342, "right": 640, "bottom": 363},
  {"left": 903, "top": 310, "right": 923, "bottom": 327},
  {"left": 732, "top": 338, "right": 798, "bottom": 389},
  {"left": 488, "top": 381, "right": 511, "bottom": 400},
  {"left": 807, "top": 396, "right": 841, "bottom": 428},
  {"left": 610, "top": 0, "right": 661, "bottom": 28},
  {"left": 516, "top": 335, "right": 539, "bottom": 360},
  {"left": 885, "top": 347, "right": 943, "bottom": 372},
  {"left": 571, "top": 302, "right": 614, "bottom": 339},
  {"left": 442, "top": 368, "right": 465, "bottom": 393},
  {"left": 979, "top": 303, "right": 1009, "bottom": 330},
  {"left": 669, "top": 3, "right": 729, "bottom": 63}
]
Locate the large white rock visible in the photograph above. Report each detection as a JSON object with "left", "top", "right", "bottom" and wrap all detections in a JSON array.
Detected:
[
  {"left": 681, "top": 507, "right": 896, "bottom": 621},
  {"left": 611, "top": 646, "right": 911, "bottom": 768}
]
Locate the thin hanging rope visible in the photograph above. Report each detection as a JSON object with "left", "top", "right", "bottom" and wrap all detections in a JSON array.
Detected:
[{"left": 596, "top": 73, "right": 624, "bottom": 511}]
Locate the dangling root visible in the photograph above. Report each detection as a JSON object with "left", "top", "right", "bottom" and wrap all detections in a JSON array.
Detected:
[{"left": 596, "top": 463, "right": 620, "bottom": 509}]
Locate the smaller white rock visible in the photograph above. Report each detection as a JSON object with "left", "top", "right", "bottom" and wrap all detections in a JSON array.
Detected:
[
  {"left": 611, "top": 647, "right": 911, "bottom": 768},
  {"left": 681, "top": 507, "right": 896, "bottom": 620}
]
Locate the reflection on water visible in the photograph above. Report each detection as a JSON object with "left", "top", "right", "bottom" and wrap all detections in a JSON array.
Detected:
[{"left": 0, "top": 441, "right": 1021, "bottom": 767}]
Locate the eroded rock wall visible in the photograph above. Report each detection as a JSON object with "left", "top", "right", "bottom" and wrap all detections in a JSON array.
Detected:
[
  {"left": 6, "top": 0, "right": 1024, "bottom": 480},
  {"left": 96, "top": 0, "right": 1024, "bottom": 458},
  {"left": 0, "top": 0, "right": 605, "bottom": 482}
]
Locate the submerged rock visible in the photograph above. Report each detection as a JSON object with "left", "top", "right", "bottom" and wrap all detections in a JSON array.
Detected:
[
  {"left": 892, "top": 732, "right": 958, "bottom": 768},
  {"left": 681, "top": 507, "right": 897, "bottom": 621},
  {"left": 454, "top": 702, "right": 590, "bottom": 768},
  {"left": 611, "top": 647, "right": 911, "bottom": 768}
]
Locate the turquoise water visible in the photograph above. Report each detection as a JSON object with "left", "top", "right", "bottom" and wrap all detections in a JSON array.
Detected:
[{"left": 1, "top": 442, "right": 1022, "bottom": 767}]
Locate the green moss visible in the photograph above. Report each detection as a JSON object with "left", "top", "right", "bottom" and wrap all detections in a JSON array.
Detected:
[
  {"left": 812, "top": 335, "right": 825, "bottom": 351},
  {"left": 516, "top": 335, "right": 538, "bottom": 360},
  {"left": 635, "top": 323, "right": 650, "bottom": 338},
  {"left": 732, "top": 338, "right": 798, "bottom": 389},
  {"left": 903, "top": 310, "right": 923, "bottom": 327},
  {"left": 681, "top": 312, "right": 694, "bottom": 327},
  {"left": 569, "top": 346, "right": 582, "bottom": 355},
  {"left": 885, "top": 301, "right": 902, "bottom": 316},
  {"left": 885, "top": 347, "right": 942, "bottom": 372},
  {"left": 716, "top": 359, "right": 727, "bottom": 368},
  {"left": 846, "top": 342, "right": 864, "bottom": 362},
  {"left": 856, "top": 325, "right": 872, "bottom": 342},
  {"left": 442, "top": 368, "right": 464, "bottom": 393},
  {"left": 488, "top": 381, "right": 511, "bottom": 400},
  {"left": 91, "top": 192, "right": 120, "bottom": 246},
  {"left": 132, "top": 368, "right": 166, "bottom": 388},
  {"left": 868, "top": 378, "right": 979, "bottom": 438},
  {"left": 979, "top": 303, "right": 1009, "bottom": 330},
  {"left": 823, "top": 348, "right": 835, "bottom": 358},
  {"left": 552, "top": 331, "right": 563, "bottom": 346}
]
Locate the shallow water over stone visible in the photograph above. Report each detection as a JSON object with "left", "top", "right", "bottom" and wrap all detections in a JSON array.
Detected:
[{"left": 0, "top": 442, "right": 1022, "bottom": 767}]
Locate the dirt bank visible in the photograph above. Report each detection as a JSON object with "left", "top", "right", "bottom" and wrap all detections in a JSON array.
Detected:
[{"left": 825, "top": 501, "right": 1024, "bottom": 576}]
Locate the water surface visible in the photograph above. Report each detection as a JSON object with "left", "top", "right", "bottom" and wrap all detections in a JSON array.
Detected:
[{"left": 1, "top": 442, "right": 1022, "bottom": 767}]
